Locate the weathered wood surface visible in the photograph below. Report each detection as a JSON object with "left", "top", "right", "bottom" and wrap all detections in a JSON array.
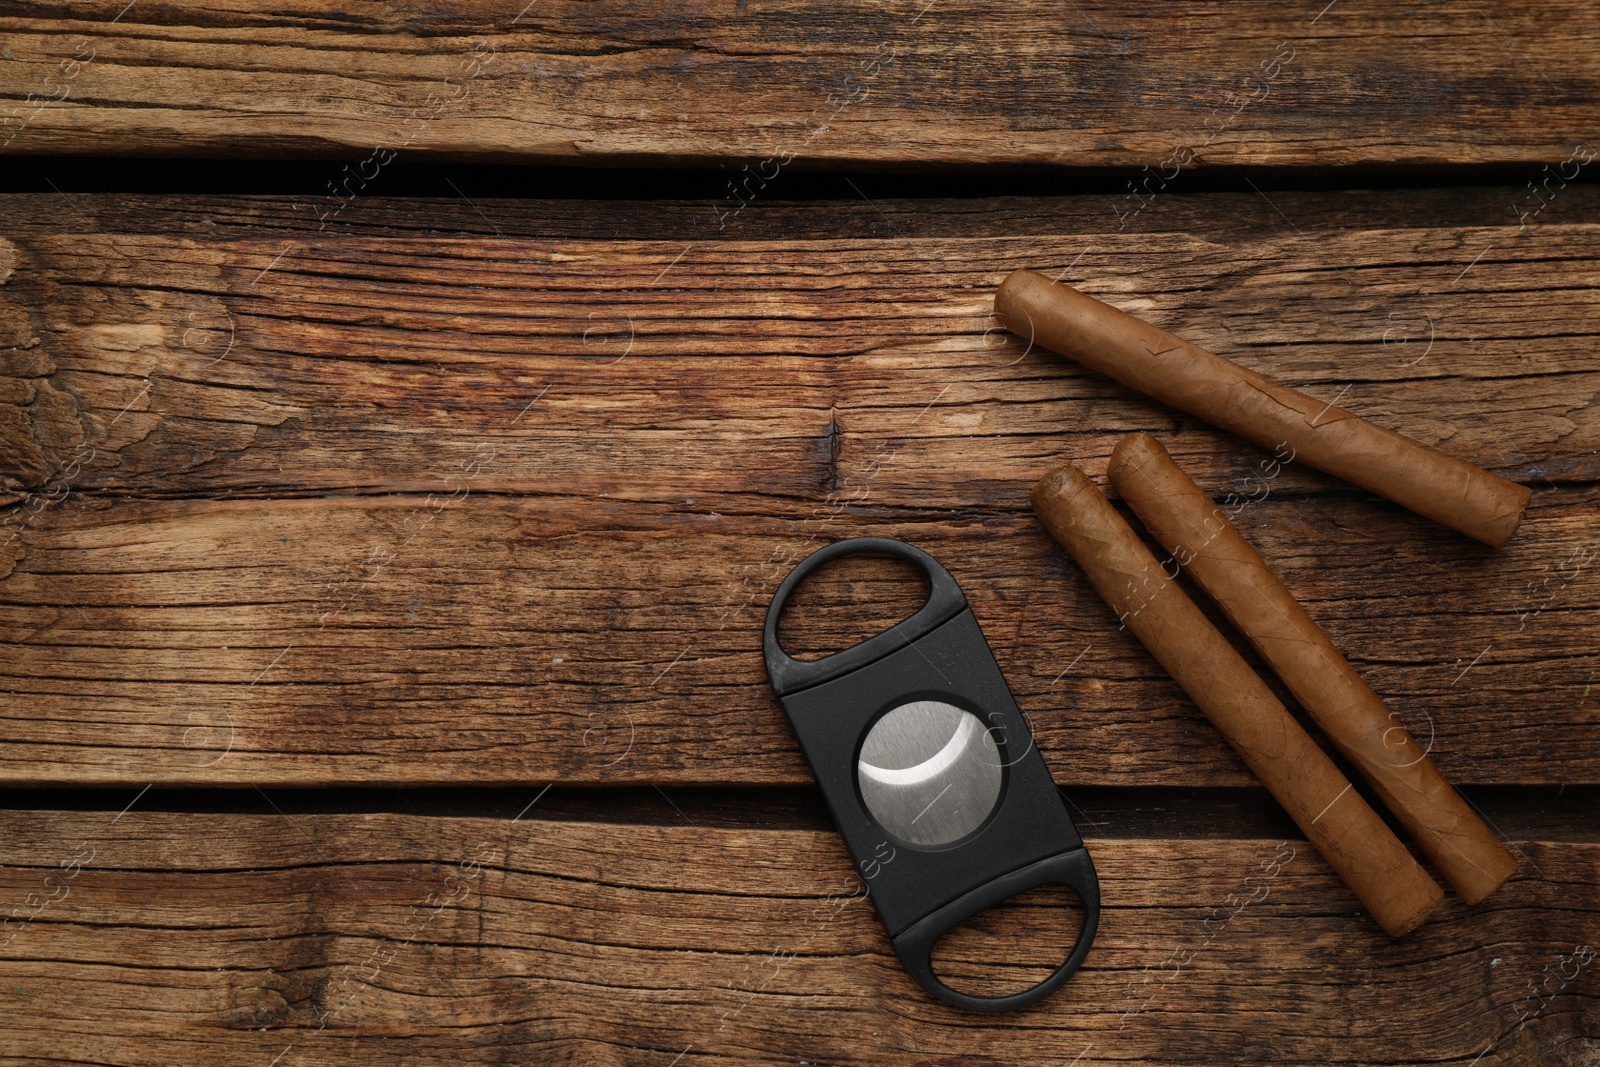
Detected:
[
  {"left": 2, "top": 2, "right": 1599, "bottom": 168},
  {"left": 0, "top": 809, "right": 1595, "bottom": 1065},
  {"left": 1, "top": 219, "right": 1596, "bottom": 788}
]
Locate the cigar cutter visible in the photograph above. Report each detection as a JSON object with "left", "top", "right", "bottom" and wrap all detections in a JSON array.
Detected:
[{"left": 763, "top": 536, "right": 1100, "bottom": 1012}]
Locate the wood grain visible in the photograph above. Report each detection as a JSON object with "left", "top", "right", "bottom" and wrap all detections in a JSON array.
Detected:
[
  {"left": 1, "top": 1, "right": 1598, "bottom": 167},
  {"left": 1, "top": 223, "right": 1595, "bottom": 787},
  {"left": 0, "top": 809, "right": 1595, "bottom": 1065}
]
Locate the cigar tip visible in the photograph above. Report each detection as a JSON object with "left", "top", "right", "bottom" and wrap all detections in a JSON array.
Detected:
[
  {"left": 1107, "top": 432, "right": 1167, "bottom": 488},
  {"left": 1472, "top": 485, "right": 1532, "bottom": 548},
  {"left": 994, "top": 269, "right": 1057, "bottom": 320},
  {"left": 1382, "top": 880, "right": 1445, "bottom": 938},
  {"left": 1455, "top": 847, "right": 1519, "bottom": 905},
  {"left": 996, "top": 267, "right": 1052, "bottom": 294},
  {"left": 1030, "top": 464, "right": 1096, "bottom": 515},
  {"left": 1110, "top": 431, "right": 1162, "bottom": 465}
]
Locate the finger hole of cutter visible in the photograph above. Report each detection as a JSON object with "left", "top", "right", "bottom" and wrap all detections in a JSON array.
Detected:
[
  {"left": 928, "top": 882, "right": 1088, "bottom": 1000},
  {"left": 774, "top": 550, "right": 931, "bottom": 662}
]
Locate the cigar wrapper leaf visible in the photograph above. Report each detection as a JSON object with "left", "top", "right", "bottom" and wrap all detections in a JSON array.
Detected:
[
  {"left": 998, "top": 270, "right": 1530, "bottom": 547},
  {"left": 1031, "top": 465, "right": 1444, "bottom": 936},
  {"left": 1107, "top": 432, "right": 1517, "bottom": 904}
]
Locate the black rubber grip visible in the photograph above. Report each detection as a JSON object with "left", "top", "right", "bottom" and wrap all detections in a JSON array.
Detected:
[
  {"left": 890, "top": 847, "right": 1101, "bottom": 1013},
  {"left": 763, "top": 537, "right": 967, "bottom": 696}
]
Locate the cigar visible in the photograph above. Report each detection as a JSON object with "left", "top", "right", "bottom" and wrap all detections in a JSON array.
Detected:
[
  {"left": 998, "top": 270, "right": 1530, "bottom": 548},
  {"left": 1107, "top": 433, "right": 1517, "bottom": 904},
  {"left": 1032, "top": 465, "right": 1444, "bottom": 936}
]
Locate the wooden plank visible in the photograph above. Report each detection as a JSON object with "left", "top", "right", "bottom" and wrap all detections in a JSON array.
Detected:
[
  {"left": 2, "top": 2, "right": 1598, "bottom": 168},
  {"left": 3, "top": 227, "right": 1595, "bottom": 500},
  {"left": 1, "top": 225, "right": 1596, "bottom": 787},
  {"left": 0, "top": 809, "right": 1595, "bottom": 1065},
  {"left": 3, "top": 493, "right": 1598, "bottom": 789}
]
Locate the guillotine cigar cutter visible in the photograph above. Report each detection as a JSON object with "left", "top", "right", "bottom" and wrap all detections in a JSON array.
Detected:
[{"left": 763, "top": 536, "right": 1100, "bottom": 1012}]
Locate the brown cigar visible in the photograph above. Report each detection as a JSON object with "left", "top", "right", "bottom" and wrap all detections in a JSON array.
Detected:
[
  {"left": 1107, "top": 433, "right": 1517, "bottom": 903},
  {"left": 997, "top": 270, "right": 1530, "bottom": 548},
  {"left": 1032, "top": 465, "right": 1444, "bottom": 936}
]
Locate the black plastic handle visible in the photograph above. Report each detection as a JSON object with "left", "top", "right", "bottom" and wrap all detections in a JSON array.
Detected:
[
  {"left": 890, "top": 847, "right": 1101, "bottom": 1013},
  {"left": 763, "top": 537, "right": 968, "bottom": 696}
]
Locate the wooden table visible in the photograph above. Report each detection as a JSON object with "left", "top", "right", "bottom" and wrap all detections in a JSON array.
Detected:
[{"left": 2, "top": 3, "right": 1597, "bottom": 1063}]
